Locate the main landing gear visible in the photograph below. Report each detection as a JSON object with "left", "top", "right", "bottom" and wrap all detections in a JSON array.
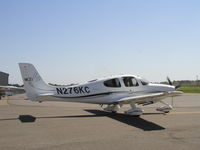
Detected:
[
  {"left": 103, "top": 102, "right": 144, "bottom": 116},
  {"left": 124, "top": 102, "right": 144, "bottom": 116},
  {"left": 103, "top": 104, "right": 120, "bottom": 113}
]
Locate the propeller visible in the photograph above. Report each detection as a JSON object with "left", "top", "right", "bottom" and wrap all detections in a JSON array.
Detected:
[{"left": 167, "top": 77, "right": 181, "bottom": 90}]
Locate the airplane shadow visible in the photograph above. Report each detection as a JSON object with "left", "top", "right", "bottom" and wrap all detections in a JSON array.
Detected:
[
  {"left": 0, "top": 114, "right": 105, "bottom": 123},
  {"left": 0, "top": 110, "right": 165, "bottom": 131},
  {"left": 84, "top": 109, "right": 165, "bottom": 131},
  {"left": 0, "top": 115, "right": 36, "bottom": 123}
]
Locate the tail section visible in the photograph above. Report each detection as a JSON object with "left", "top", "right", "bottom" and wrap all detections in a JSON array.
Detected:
[{"left": 19, "top": 63, "right": 54, "bottom": 101}]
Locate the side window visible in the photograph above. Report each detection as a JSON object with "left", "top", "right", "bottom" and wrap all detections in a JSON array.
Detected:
[
  {"left": 123, "top": 77, "right": 139, "bottom": 87},
  {"left": 131, "top": 78, "right": 139, "bottom": 86},
  {"left": 123, "top": 77, "right": 133, "bottom": 87},
  {"left": 104, "top": 78, "right": 121, "bottom": 87}
]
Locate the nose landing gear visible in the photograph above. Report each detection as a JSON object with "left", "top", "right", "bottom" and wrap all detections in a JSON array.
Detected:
[{"left": 156, "top": 101, "right": 172, "bottom": 113}]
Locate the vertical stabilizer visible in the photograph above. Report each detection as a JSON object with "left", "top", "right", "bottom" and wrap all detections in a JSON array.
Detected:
[{"left": 19, "top": 63, "right": 54, "bottom": 101}]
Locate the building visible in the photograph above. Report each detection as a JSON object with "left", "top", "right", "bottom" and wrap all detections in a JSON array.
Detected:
[{"left": 0, "top": 71, "right": 9, "bottom": 86}]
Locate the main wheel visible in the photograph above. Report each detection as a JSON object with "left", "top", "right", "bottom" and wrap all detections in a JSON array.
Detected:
[
  {"left": 111, "top": 111, "right": 117, "bottom": 113},
  {"left": 133, "top": 115, "right": 140, "bottom": 117},
  {"left": 164, "top": 111, "right": 170, "bottom": 113}
]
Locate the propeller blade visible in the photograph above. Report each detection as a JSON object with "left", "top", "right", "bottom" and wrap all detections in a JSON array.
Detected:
[
  {"left": 167, "top": 77, "right": 173, "bottom": 85},
  {"left": 175, "top": 84, "right": 181, "bottom": 90},
  {"left": 167, "top": 76, "right": 181, "bottom": 90}
]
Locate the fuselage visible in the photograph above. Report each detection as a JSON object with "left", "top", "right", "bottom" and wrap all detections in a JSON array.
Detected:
[{"left": 39, "top": 75, "right": 175, "bottom": 104}]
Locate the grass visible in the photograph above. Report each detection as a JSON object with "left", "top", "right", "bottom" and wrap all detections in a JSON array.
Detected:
[{"left": 179, "top": 85, "right": 200, "bottom": 93}]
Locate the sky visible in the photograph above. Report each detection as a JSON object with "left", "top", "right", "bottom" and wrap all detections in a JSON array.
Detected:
[{"left": 0, "top": 0, "right": 200, "bottom": 85}]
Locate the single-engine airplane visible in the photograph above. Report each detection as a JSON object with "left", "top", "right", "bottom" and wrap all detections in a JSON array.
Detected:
[{"left": 19, "top": 63, "right": 182, "bottom": 116}]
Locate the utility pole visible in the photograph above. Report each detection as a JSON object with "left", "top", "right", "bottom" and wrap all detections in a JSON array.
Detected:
[{"left": 196, "top": 75, "right": 199, "bottom": 86}]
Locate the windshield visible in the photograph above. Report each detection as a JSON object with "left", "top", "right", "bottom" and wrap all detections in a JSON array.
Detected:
[{"left": 140, "top": 77, "right": 149, "bottom": 85}]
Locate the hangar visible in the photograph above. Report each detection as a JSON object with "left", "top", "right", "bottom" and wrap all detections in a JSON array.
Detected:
[{"left": 0, "top": 71, "right": 9, "bottom": 86}]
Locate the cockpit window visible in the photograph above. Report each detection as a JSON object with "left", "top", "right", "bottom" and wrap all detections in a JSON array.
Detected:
[
  {"left": 104, "top": 78, "right": 121, "bottom": 87},
  {"left": 123, "top": 77, "right": 139, "bottom": 87},
  {"left": 140, "top": 78, "right": 149, "bottom": 85}
]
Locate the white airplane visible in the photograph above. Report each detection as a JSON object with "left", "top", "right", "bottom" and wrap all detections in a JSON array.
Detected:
[
  {"left": 19, "top": 63, "right": 182, "bottom": 116},
  {"left": 0, "top": 85, "right": 24, "bottom": 99}
]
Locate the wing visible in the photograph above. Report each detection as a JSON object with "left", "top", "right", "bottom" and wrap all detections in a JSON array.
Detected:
[
  {"left": 113, "top": 91, "right": 183, "bottom": 105},
  {"left": 0, "top": 86, "right": 7, "bottom": 92},
  {"left": 0, "top": 86, "right": 25, "bottom": 94}
]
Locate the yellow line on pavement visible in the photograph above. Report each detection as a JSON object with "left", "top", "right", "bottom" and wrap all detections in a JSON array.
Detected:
[{"left": 169, "top": 112, "right": 200, "bottom": 115}]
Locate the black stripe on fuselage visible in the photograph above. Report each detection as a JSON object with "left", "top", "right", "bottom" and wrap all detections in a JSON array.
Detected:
[{"left": 53, "top": 91, "right": 126, "bottom": 99}]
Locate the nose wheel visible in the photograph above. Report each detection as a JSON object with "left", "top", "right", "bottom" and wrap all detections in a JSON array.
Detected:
[{"left": 156, "top": 101, "right": 173, "bottom": 113}]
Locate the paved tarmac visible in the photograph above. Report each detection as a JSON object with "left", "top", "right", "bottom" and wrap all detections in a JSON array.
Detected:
[{"left": 0, "top": 94, "right": 200, "bottom": 150}]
